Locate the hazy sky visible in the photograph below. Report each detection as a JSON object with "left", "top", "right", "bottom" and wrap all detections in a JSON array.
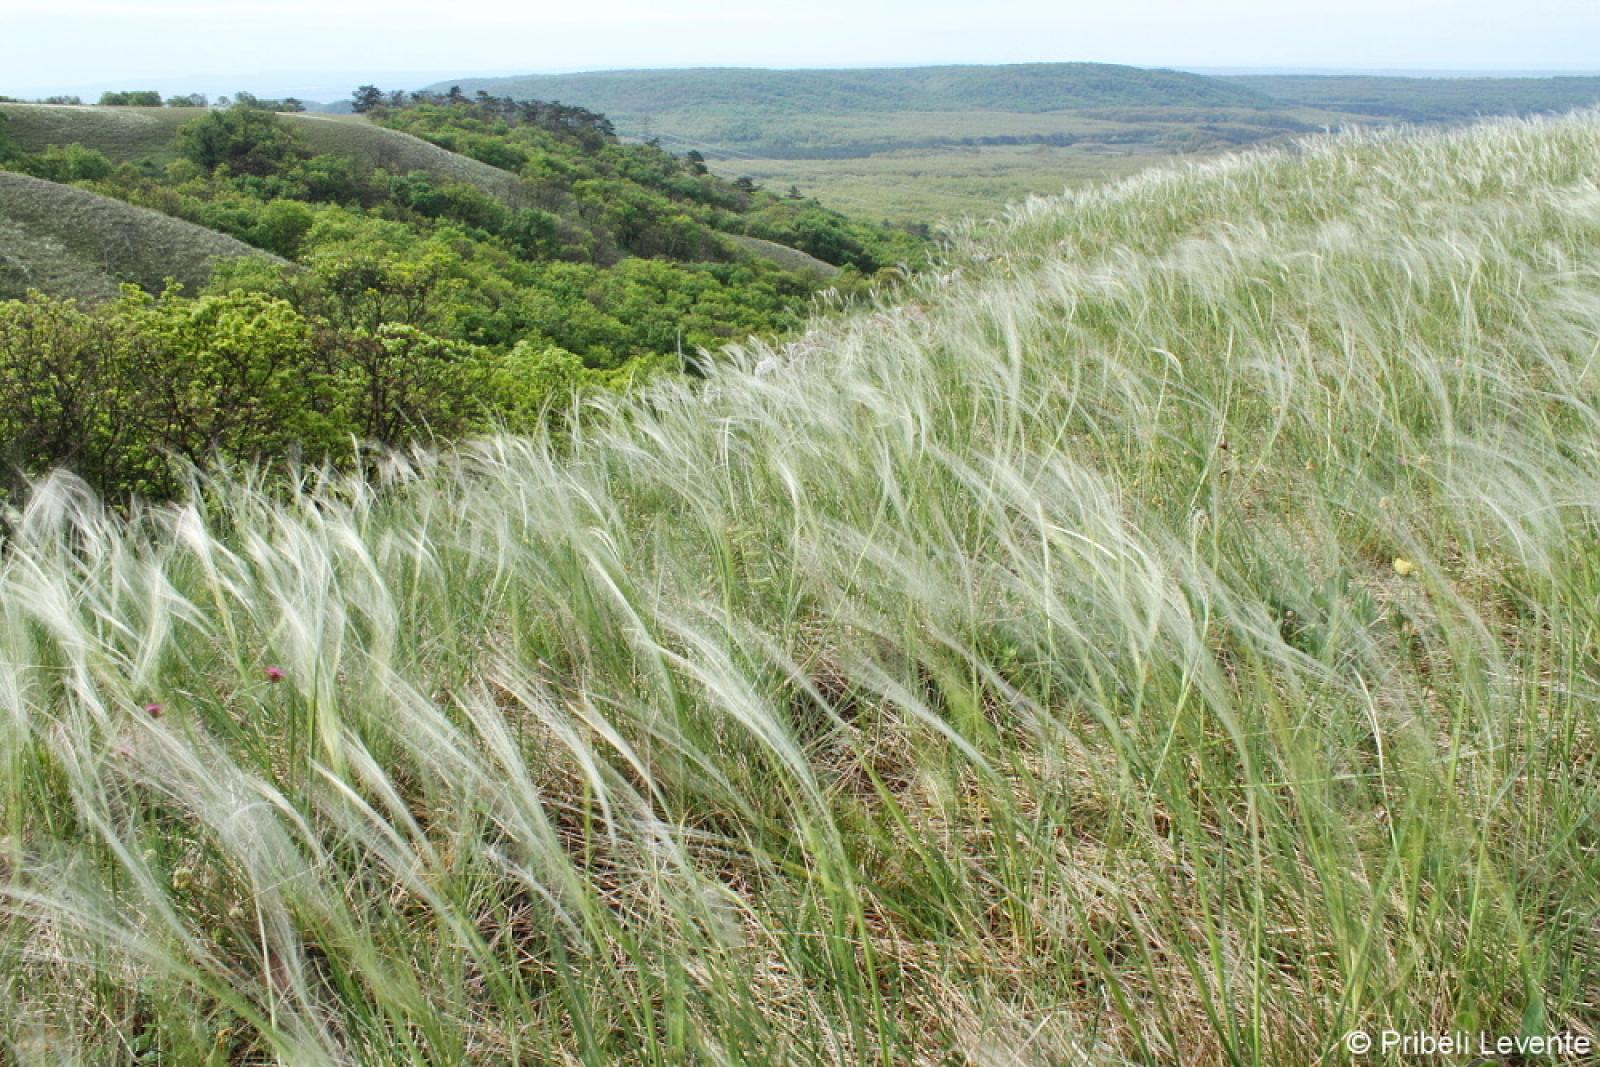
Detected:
[{"left": 4, "top": 0, "right": 1598, "bottom": 98}]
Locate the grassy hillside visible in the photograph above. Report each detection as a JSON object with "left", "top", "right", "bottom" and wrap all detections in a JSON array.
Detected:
[
  {"left": 0, "top": 170, "right": 282, "bottom": 301},
  {"left": 722, "top": 232, "right": 839, "bottom": 277},
  {"left": 0, "top": 105, "right": 534, "bottom": 207},
  {"left": 0, "top": 103, "right": 195, "bottom": 162},
  {"left": 287, "top": 113, "right": 532, "bottom": 205},
  {"left": 4, "top": 113, "right": 1598, "bottom": 1064}
]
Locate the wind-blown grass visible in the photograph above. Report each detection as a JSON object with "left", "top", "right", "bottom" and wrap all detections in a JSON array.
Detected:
[{"left": 2, "top": 114, "right": 1598, "bottom": 1064}]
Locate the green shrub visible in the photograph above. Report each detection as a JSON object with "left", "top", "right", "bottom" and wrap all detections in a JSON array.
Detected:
[
  {"left": 285, "top": 153, "right": 368, "bottom": 204},
  {"left": 488, "top": 339, "right": 588, "bottom": 430},
  {"left": 97, "top": 90, "right": 163, "bottom": 107},
  {"left": 248, "top": 200, "right": 316, "bottom": 257},
  {"left": 177, "top": 107, "right": 303, "bottom": 176},
  {"left": 20, "top": 143, "right": 115, "bottom": 183}
]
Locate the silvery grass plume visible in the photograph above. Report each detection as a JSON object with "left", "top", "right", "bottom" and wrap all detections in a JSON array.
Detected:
[{"left": 3, "top": 113, "right": 1598, "bottom": 1065}]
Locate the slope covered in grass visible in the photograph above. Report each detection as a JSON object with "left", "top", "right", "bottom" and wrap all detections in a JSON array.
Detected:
[
  {"left": 0, "top": 104, "right": 533, "bottom": 207},
  {"left": 285, "top": 113, "right": 532, "bottom": 206},
  {"left": 0, "top": 103, "right": 195, "bottom": 163},
  {"left": 3, "top": 115, "right": 1599, "bottom": 1064},
  {"left": 0, "top": 170, "right": 282, "bottom": 301}
]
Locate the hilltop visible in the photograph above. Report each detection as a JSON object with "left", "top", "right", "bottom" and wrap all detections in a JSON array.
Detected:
[{"left": 4, "top": 114, "right": 1597, "bottom": 1063}]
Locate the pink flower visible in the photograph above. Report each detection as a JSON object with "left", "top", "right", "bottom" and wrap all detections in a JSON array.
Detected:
[
  {"left": 265, "top": 666, "right": 285, "bottom": 683},
  {"left": 144, "top": 703, "right": 164, "bottom": 718}
]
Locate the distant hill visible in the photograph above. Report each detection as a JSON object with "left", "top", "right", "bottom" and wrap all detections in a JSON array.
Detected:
[
  {"left": 413, "top": 63, "right": 1600, "bottom": 224},
  {"left": 431, "top": 63, "right": 1273, "bottom": 117},
  {"left": 0, "top": 170, "right": 283, "bottom": 301},
  {"left": 1226, "top": 74, "right": 1600, "bottom": 122},
  {"left": 425, "top": 64, "right": 1300, "bottom": 158},
  {"left": 424, "top": 63, "right": 1600, "bottom": 161}
]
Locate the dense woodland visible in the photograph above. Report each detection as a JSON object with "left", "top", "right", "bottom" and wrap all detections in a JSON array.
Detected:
[{"left": 0, "top": 91, "right": 925, "bottom": 501}]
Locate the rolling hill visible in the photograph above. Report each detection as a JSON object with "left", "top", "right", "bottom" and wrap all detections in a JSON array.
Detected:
[
  {"left": 4, "top": 113, "right": 1597, "bottom": 1064},
  {"left": 0, "top": 104, "right": 532, "bottom": 207},
  {"left": 0, "top": 103, "right": 194, "bottom": 163},
  {"left": 0, "top": 169, "right": 283, "bottom": 301}
]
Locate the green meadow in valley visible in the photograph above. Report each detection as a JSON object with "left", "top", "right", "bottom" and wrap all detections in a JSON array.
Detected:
[{"left": 2, "top": 112, "right": 1597, "bottom": 1063}]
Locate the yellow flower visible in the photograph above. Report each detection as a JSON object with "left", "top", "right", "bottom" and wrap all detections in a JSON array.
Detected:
[{"left": 1392, "top": 557, "right": 1416, "bottom": 577}]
